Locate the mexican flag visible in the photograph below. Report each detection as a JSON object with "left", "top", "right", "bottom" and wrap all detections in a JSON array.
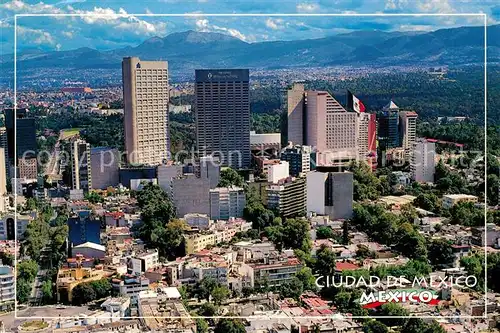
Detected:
[{"left": 347, "top": 90, "right": 366, "bottom": 113}]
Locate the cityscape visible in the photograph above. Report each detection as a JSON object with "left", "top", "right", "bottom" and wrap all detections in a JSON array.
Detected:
[{"left": 0, "top": 3, "right": 500, "bottom": 333}]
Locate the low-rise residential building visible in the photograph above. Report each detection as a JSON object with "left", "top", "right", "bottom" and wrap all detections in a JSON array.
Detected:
[
  {"left": 442, "top": 194, "right": 479, "bottom": 209},
  {"left": 56, "top": 266, "right": 113, "bottom": 303},
  {"left": 183, "top": 213, "right": 211, "bottom": 230},
  {"left": 130, "top": 250, "right": 159, "bottom": 274},
  {"left": 471, "top": 224, "right": 500, "bottom": 247},
  {"left": 0, "top": 265, "right": 14, "bottom": 311},
  {"left": 251, "top": 257, "right": 302, "bottom": 288},
  {"left": 111, "top": 275, "right": 150, "bottom": 297}
]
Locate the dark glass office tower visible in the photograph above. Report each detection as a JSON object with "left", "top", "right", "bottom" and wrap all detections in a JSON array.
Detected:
[{"left": 195, "top": 69, "right": 251, "bottom": 169}]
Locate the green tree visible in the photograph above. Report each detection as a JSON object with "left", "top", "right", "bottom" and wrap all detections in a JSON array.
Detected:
[
  {"left": 295, "top": 267, "right": 317, "bottom": 292},
  {"left": 315, "top": 245, "right": 337, "bottom": 277},
  {"left": 198, "top": 302, "right": 218, "bottom": 317},
  {"left": 17, "top": 279, "right": 32, "bottom": 304},
  {"left": 41, "top": 280, "right": 53, "bottom": 304},
  {"left": 316, "top": 226, "right": 334, "bottom": 239},
  {"left": 85, "top": 191, "right": 104, "bottom": 204},
  {"left": 428, "top": 239, "right": 455, "bottom": 268},
  {"left": 279, "top": 278, "right": 303, "bottom": 300},
  {"left": 71, "top": 283, "right": 97, "bottom": 305},
  {"left": 214, "top": 318, "right": 246, "bottom": 333},
  {"left": 379, "top": 303, "right": 409, "bottom": 327},
  {"left": 218, "top": 168, "right": 244, "bottom": 187},
  {"left": 363, "top": 320, "right": 389, "bottom": 333},
  {"left": 211, "top": 285, "right": 230, "bottom": 306},
  {"left": 196, "top": 318, "right": 209, "bottom": 333},
  {"left": 89, "top": 279, "right": 112, "bottom": 299}
]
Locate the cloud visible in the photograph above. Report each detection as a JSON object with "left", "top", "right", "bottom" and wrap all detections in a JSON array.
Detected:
[
  {"left": 296, "top": 3, "right": 320, "bottom": 12},
  {"left": 17, "top": 26, "right": 56, "bottom": 46},
  {"left": 416, "top": 0, "right": 454, "bottom": 13},
  {"left": 62, "top": 31, "right": 74, "bottom": 38},
  {"left": 265, "top": 18, "right": 284, "bottom": 30},
  {"left": 195, "top": 18, "right": 252, "bottom": 41}
]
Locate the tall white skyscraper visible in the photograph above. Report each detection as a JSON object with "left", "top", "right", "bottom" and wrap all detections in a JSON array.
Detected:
[
  {"left": 411, "top": 139, "right": 435, "bottom": 183},
  {"left": 399, "top": 111, "right": 418, "bottom": 161},
  {"left": 122, "top": 57, "right": 170, "bottom": 166}
]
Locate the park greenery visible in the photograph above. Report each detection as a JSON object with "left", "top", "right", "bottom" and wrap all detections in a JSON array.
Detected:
[
  {"left": 71, "top": 279, "right": 113, "bottom": 305},
  {"left": 134, "top": 183, "right": 187, "bottom": 259}
]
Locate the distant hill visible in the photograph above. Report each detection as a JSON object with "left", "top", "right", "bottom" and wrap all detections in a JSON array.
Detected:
[{"left": 1, "top": 25, "right": 499, "bottom": 79}]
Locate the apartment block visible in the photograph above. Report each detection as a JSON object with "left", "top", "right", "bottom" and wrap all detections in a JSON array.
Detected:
[
  {"left": 280, "top": 144, "right": 312, "bottom": 177},
  {"left": 266, "top": 177, "right": 306, "bottom": 218},
  {"left": 209, "top": 186, "right": 246, "bottom": 220}
]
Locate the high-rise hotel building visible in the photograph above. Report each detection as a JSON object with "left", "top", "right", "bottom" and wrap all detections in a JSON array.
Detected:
[
  {"left": 287, "top": 84, "right": 359, "bottom": 167},
  {"left": 195, "top": 69, "right": 251, "bottom": 169},
  {"left": 122, "top": 57, "right": 170, "bottom": 166}
]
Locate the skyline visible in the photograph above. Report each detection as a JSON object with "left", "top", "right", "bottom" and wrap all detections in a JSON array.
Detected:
[{"left": 0, "top": 0, "right": 499, "bottom": 54}]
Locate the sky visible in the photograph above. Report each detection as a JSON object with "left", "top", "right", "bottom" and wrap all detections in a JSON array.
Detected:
[{"left": 0, "top": 0, "right": 499, "bottom": 54}]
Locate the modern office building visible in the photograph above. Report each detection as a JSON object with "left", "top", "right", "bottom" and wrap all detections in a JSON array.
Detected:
[
  {"left": 70, "top": 139, "right": 92, "bottom": 192},
  {"left": 411, "top": 139, "right": 436, "bottom": 183},
  {"left": 266, "top": 177, "right": 306, "bottom": 218},
  {"left": 90, "top": 147, "right": 120, "bottom": 190},
  {"left": 122, "top": 57, "right": 170, "bottom": 166},
  {"left": 378, "top": 101, "right": 400, "bottom": 150},
  {"left": 195, "top": 69, "right": 251, "bottom": 168},
  {"left": 357, "top": 112, "right": 377, "bottom": 169},
  {"left": 172, "top": 174, "right": 210, "bottom": 217},
  {"left": 306, "top": 168, "right": 353, "bottom": 220},
  {"left": 209, "top": 186, "right": 246, "bottom": 220},
  {"left": 5, "top": 108, "right": 37, "bottom": 159},
  {"left": 280, "top": 144, "right": 312, "bottom": 177},
  {"left": 399, "top": 111, "right": 418, "bottom": 162},
  {"left": 286, "top": 86, "right": 358, "bottom": 166}
]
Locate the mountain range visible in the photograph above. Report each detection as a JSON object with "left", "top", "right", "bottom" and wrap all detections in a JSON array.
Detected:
[{"left": 2, "top": 24, "right": 499, "bottom": 79}]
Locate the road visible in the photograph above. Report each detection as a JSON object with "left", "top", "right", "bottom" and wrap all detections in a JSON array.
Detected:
[
  {"left": 29, "top": 269, "right": 48, "bottom": 306},
  {"left": 0, "top": 305, "right": 91, "bottom": 332}
]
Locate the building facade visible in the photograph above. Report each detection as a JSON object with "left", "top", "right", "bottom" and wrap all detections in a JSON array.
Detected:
[
  {"left": 172, "top": 174, "right": 210, "bottom": 217},
  {"left": 122, "top": 57, "right": 170, "bottom": 166},
  {"left": 286, "top": 87, "right": 359, "bottom": 166},
  {"left": 306, "top": 169, "right": 354, "bottom": 220},
  {"left": 378, "top": 101, "right": 400, "bottom": 150},
  {"left": 410, "top": 139, "right": 435, "bottom": 183},
  {"left": 0, "top": 266, "right": 15, "bottom": 311},
  {"left": 280, "top": 145, "right": 312, "bottom": 177},
  {"left": 357, "top": 112, "right": 377, "bottom": 169},
  {"left": 287, "top": 83, "right": 306, "bottom": 145},
  {"left": 209, "top": 186, "right": 246, "bottom": 220},
  {"left": 399, "top": 111, "right": 418, "bottom": 162},
  {"left": 266, "top": 177, "right": 306, "bottom": 218},
  {"left": 195, "top": 69, "right": 251, "bottom": 168},
  {"left": 90, "top": 147, "right": 120, "bottom": 190},
  {"left": 71, "top": 139, "right": 92, "bottom": 192}
]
